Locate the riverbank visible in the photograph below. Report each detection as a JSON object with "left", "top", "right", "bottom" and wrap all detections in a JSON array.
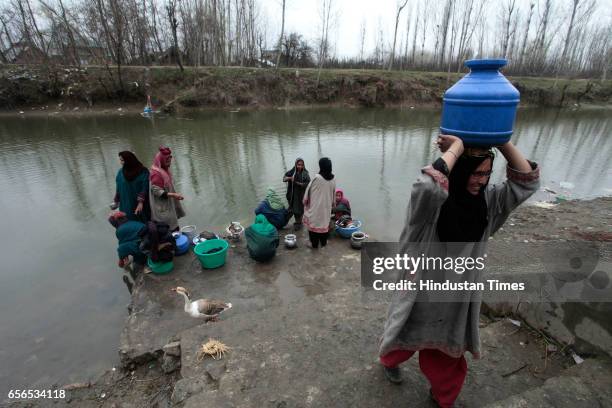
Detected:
[
  {"left": 1, "top": 65, "right": 611, "bottom": 114},
  {"left": 5, "top": 196, "right": 611, "bottom": 408}
]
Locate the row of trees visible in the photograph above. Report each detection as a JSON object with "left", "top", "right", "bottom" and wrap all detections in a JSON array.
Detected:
[
  {"left": 346, "top": 0, "right": 610, "bottom": 78},
  {"left": 0, "top": 0, "right": 610, "bottom": 79},
  {"left": 0, "top": 0, "right": 265, "bottom": 68}
]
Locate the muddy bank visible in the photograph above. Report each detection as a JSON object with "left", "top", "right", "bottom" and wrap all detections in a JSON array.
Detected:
[
  {"left": 4, "top": 197, "right": 610, "bottom": 408},
  {"left": 1, "top": 65, "right": 611, "bottom": 114}
]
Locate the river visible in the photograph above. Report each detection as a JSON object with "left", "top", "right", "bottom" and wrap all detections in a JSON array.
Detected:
[{"left": 0, "top": 107, "right": 610, "bottom": 395}]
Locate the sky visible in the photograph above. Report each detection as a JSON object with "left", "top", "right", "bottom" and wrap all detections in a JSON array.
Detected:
[{"left": 258, "top": 0, "right": 612, "bottom": 59}]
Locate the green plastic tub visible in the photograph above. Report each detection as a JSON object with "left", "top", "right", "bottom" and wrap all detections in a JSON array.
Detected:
[
  {"left": 194, "top": 239, "right": 229, "bottom": 269},
  {"left": 147, "top": 257, "right": 174, "bottom": 274}
]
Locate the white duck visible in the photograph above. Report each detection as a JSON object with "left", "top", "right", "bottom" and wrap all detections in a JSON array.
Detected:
[{"left": 171, "top": 286, "right": 232, "bottom": 320}]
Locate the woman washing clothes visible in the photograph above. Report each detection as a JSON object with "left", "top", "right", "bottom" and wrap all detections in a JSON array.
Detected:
[
  {"left": 113, "top": 151, "right": 150, "bottom": 222},
  {"left": 149, "top": 146, "right": 185, "bottom": 231},
  {"left": 332, "top": 188, "right": 351, "bottom": 222},
  {"left": 283, "top": 158, "right": 311, "bottom": 231},
  {"left": 108, "top": 211, "right": 147, "bottom": 293},
  {"left": 255, "top": 187, "right": 290, "bottom": 230},
  {"left": 378, "top": 135, "right": 540, "bottom": 408}
]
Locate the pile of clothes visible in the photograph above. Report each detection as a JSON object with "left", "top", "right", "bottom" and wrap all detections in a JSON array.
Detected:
[{"left": 335, "top": 215, "right": 354, "bottom": 228}]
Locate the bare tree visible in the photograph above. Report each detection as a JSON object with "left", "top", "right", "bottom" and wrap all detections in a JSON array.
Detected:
[
  {"left": 455, "top": 0, "right": 484, "bottom": 72},
  {"left": 437, "top": 0, "right": 453, "bottom": 69},
  {"left": 557, "top": 0, "right": 596, "bottom": 74},
  {"left": 358, "top": 18, "right": 366, "bottom": 66},
  {"left": 419, "top": 1, "right": 429, "bottom": 66},
  {"left": 410, "top": 0, "right": 419, "bottom": 65},
  {"left": 316, "top": 0, "right": 333, "bottom": 84},
  {"left": 388, "top": 0, "right": 409, "bottom": 70},
  {"left": 39, "top": 0, "right": 82, "bottom": 66},
  {"left": 275, "top": 0, "right": 285, "bottom": 69},
  {"left": 560, "top": 0, "right": 581, "bottom": 68},
  {"left": 499, "top": 0, "right": 517, "bottom": 58},
  {"left": 166, "top": 0, "right": 183, "bottom": 71},
  {"left": 517, "top": 1, "right": 535, "bottom": 72},
  {"left": 373, "top": 18, "right": 384, "bottom": 67},
  {"left": 531, "top": 0, "right": 553, "bottom": 71}
]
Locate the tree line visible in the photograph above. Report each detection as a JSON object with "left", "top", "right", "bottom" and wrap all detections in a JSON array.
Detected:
[{"left": 0, "top": 0, "right": 610, "bottom": 80}]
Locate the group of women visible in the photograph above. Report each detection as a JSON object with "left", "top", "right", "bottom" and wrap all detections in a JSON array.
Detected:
[
  {"left": 110, "top": 147, "right": 185, "bottom": 273},
  {"left": 257, "top": 157, "right": 352, "bottom": 249},
  {"left": 111, "top": 148, "right": 354, "bottom": 268},
  {"left": 113, "top": 146, "right": 185, "bottom": 230}
]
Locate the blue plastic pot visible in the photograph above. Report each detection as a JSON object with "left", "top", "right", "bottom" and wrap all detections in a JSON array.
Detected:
[
  {"left": 440, "top": 59, "right": 520, "bottom": 147},
  {"left": 175, "top": 233, "right": 189, "bottom": 255}
]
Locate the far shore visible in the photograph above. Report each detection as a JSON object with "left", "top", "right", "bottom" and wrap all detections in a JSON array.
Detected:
[{"left": 2, "top": 65, "right": 610, "bottom": 115}]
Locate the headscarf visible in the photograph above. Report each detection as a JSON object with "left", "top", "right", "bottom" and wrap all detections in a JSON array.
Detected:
[
  {"left": 250, "top": 214, "right": 277, "bottom": 236},
  {"left": 265, "top": 187, "right": 285, "bottom": 210},
  {"left": 436, "top": 151, "right": 494, "bottom": 242},
  {"left": 108, "top": 211, "right": 128, "bottom": 228},
  {"left": 150, "top": 146, "right": 173, "bottom": 188},
  {"left": 119, "top": 151, "right": 146, "bottom": 182},
  {"left": 319, "top": 157, "right": 334, "bottom": 181},
  {"left": 287, "top": 158, "right": 309, "bottom": 183},
  {"left": 335, "top": 188, "right": 350, "bottom": 207}
]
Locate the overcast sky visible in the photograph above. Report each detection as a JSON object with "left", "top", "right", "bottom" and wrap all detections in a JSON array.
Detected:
[{"left": 258, "top": 0, "right": 612, "bottom": 58}]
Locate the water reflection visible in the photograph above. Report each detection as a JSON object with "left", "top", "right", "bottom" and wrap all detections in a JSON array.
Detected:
[{"left": 0, "top": 107, "right": 610, "bottom": 395}]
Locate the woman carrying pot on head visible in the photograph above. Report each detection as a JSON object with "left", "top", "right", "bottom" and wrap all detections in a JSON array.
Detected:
[
  {"left": 378, "top": 136, "right": 540, "bottom": 408},
  {"left": 113, "top": 151, "right": 150, "bottom": 222},
  {"left": 283, "top": 157, "right": 311, "bottom": 231},
  {"left": 149, "top": 146, "right": 185, "bottom": 231},
  {"left": 302, "top": 157, "right": 336, "bottom": 249}
]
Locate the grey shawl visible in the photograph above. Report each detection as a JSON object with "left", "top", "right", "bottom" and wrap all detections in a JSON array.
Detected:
[
  {"left": 379, "top": 161, "right": 540, "bottom": 359},
  {"left": 150, "top": 182, "right": 185, "bottom": 231}
]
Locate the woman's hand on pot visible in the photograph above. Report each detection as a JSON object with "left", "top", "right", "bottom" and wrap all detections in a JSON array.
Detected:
[{"left": 437, "top": 134, "right": 463, "bottom": 153}]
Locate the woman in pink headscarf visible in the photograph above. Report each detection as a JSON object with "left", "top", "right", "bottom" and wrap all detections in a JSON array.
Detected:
[
  {"left": 332, "top": 188, "right": 351, "bottom": 221},
  {"left": 149, "top": 146, "right": 185, "bottom": 231}
]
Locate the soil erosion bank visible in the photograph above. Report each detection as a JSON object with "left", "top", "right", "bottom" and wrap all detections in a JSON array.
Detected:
[{"left": 1, "top": 65, "right": 610, "bottom": 113}]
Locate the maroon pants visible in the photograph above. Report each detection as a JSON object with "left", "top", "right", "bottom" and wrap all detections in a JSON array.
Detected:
[{"left": 380, "top": 349, "right": 467, "bottom": 408}]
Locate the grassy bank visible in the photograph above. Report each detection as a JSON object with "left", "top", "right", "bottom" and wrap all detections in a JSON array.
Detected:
[{"left": 1, "top": 64, "right": 610, "bottom": 113}]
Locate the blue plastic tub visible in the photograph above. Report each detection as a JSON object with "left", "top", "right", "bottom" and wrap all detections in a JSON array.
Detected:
[{"left": 335, "top": 220, "right": 362, "bottom": 239}]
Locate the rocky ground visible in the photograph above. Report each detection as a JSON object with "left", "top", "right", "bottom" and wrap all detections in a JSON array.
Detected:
[{"left": 3, "top": 197, "right": 611, "bottom": 408}]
